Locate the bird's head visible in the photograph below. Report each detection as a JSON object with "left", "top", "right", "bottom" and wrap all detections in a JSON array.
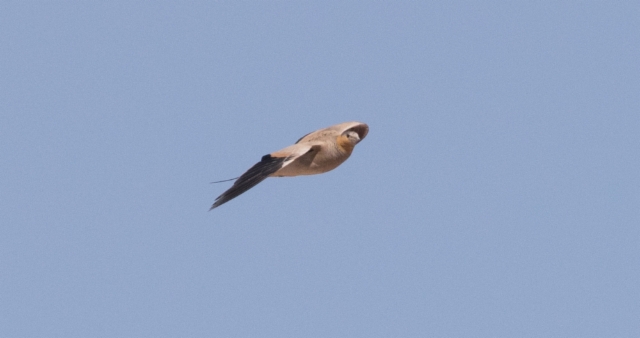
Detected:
[{"left": 343, "top": 130, "right": 362, "bottom": 145}]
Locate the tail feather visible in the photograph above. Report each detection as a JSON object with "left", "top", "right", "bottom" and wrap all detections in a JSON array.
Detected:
[{"left": 209, "top": 155, "right": 286, "bottom": 210}]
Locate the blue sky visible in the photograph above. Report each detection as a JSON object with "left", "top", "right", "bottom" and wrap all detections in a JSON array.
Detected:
[{"left": 1, "top": 2, "right": 638, "bottom": 337}]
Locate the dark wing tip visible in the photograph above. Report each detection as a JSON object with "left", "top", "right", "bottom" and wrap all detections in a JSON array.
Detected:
[{"left": 209, "top": 155, "right": 286, "bottom": 210}]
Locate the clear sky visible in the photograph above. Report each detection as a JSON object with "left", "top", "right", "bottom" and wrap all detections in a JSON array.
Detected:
[{"left": 1, "top": 2, "right": 638, "bottom": 337}]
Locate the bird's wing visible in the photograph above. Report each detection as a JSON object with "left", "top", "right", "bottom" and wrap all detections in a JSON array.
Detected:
[
  {"left": 210, "top": 143, "right": 317, "bottom": 210},
  {"left": 295, "top": 121, "right": 369, "bottom": 144}
]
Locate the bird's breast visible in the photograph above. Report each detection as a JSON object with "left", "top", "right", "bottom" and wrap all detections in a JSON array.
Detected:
[
  {"left": 272, "top": 143, "right": 350, "bottom": 177},
  {"left": 336, "top": 135, "right": 355, "bottom": 154}
]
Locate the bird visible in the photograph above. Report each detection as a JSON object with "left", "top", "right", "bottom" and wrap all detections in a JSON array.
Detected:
[{"left": 210, "top": 121, "right": 369, "bottom": 210}]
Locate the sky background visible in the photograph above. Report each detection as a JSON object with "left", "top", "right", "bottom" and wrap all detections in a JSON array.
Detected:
[{"left": 1, "top": 2, "right": 639, "bottom": 337}]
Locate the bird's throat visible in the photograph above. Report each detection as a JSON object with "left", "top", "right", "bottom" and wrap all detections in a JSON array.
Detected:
[{"left": 336, "top": 135, "right": 355, "bottom": 154}]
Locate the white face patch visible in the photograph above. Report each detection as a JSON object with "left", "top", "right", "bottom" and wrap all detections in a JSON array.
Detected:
[{"left": 344, "top": 130, "right": 360, "bottom": 144}]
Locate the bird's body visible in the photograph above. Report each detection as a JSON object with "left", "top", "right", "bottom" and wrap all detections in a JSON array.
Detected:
[{"left": 210, "top": 121, "right": 368, "bottom": 210}]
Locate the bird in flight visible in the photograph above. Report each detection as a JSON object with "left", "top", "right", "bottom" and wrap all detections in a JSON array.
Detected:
[{"left": 210, "top": 121, "right": 369, "bottom": 210}]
